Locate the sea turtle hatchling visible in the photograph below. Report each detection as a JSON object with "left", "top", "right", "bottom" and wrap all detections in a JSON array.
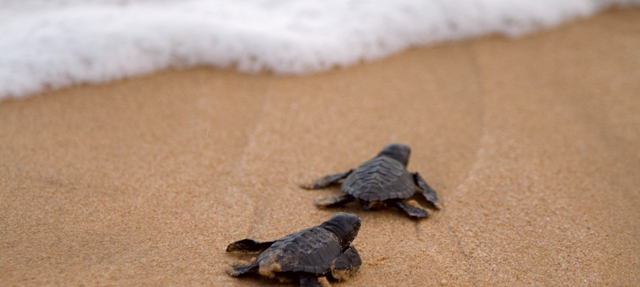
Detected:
[
  {"left": 226, "top": 212, "right": 362, "bottom": 287},
  {"left": 300, "top": 143, "right": 441, "bottom": 219}
]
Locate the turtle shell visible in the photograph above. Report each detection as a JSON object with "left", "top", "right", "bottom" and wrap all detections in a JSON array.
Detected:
[
  {"left": 256, "top": 226, "right": 342, "bottom": 276},
  {"left": 342, "top": 156, "right": 415, "bottom": 201}
]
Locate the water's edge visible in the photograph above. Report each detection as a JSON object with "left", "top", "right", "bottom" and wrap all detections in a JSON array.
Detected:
[{"left": 1, "top": 0, "right": 639, "bottom": 99}]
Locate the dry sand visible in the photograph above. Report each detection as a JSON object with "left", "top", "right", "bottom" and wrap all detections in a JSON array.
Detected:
[{"left": 1, "top": 8, "right": 639, "bottom": 286}]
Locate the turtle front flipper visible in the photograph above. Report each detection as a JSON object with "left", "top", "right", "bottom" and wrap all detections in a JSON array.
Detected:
[
  {"left": 300, "top": 170, "right": 354, "bottom": 189},
  {"left": 299, "top": 275, "right": 329, "bottom": 287},
  {"left": 228, "top": 263, "right": 259, "bottom": 277},
  {"left": 330, "top": 244, "right": 362, "bottom": 281},
  {"left": 315, "top": 195, "right": 355, "bottom": 208},
  {"left": 393, "top": 200, "right": 428, "bottom": 219},
  {"left": 413, "top": 172, "right": 441, "bottom": 209},
  {"left": 226, "top": 239, "right": 275, "bottom": 253}
]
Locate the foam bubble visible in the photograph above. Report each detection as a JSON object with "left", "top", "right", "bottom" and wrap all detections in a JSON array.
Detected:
[{"left": 1, "top": 0, "right": 638, "bottom": 99}]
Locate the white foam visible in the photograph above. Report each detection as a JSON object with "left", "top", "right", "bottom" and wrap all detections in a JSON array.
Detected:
[{"left": 1, "top": 0, "right": 638, "bottom": 99}]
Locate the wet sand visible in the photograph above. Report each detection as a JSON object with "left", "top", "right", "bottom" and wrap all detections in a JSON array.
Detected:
[{"left": 1, "top": 8, "right": 639, "bottom": 286}]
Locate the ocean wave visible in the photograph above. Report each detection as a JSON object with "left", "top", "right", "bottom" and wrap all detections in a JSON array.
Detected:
[{"left": 1, "top": 0, "right": 638, "bottom": 99}]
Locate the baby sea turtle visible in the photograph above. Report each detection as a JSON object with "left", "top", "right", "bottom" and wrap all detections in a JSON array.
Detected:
[
  {"left": 300, "top": 143, "right": 441, "bottom": 219},
  {"left": 226, "top": 212, "right": 362, "bottom": 287}
]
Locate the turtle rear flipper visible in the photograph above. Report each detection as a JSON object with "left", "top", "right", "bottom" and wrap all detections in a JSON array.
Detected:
[
  {"left": 315, "top": 195, "right": 354, "bottom": 208},
  {"left": 300, "top": 170, "right": 353, "bottom": 189},
  {"left": 393, "top": 200, "right": 428, "bottom": 219},
  {"left": 413, "top": 172, "right": 441, "bottom": 209},
  {"left": 226, "top": 239, "right": 275, "bottom": 253},
  {"left": 330, "top": 244, "right": 362, "bottom": 281},
  {"left": 228, "top": 263, "right": 259, "bottom": 277}
]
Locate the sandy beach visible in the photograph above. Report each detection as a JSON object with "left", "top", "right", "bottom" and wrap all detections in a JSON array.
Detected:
[{"left": 1, "top": 8, "right": 639, "bottom": 286}]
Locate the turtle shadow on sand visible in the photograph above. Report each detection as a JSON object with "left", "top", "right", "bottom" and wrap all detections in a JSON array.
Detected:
[{"left": 300, "top": 143, "right": 441, "bottom": 219}]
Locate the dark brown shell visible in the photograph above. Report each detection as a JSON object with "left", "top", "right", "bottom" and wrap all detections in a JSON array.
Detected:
[
  {"left": 257, "top": 226, "right": 341, "bottom": 275},
  {"left": 341, "top": 156, "right": 415, "bottom": 201}
]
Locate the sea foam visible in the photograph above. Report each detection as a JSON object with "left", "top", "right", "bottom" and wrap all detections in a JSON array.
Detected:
[{"left": 1, "top": 0, "right": 638, "bottom": 99}]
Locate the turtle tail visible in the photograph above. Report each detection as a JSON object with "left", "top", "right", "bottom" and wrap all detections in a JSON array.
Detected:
[{"left": 228, "top": 263, "right": 259, "bottom": 277}]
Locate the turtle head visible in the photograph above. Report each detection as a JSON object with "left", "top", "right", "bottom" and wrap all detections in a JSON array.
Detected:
[
  {"left": 377, "top": 143, "right": 411, "bottom": 167},
  {"left": 320, "top": 212, "right": 361, "bottom": 248}
]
